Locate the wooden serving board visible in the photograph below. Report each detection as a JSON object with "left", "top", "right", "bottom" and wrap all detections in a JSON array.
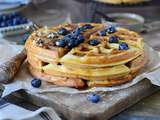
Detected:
[{"left": 11, "top": 79, "right": 159, "bottom": 120}]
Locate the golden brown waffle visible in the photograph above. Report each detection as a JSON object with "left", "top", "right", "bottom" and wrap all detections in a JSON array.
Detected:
[
  {"left": 61, "top": 27, "right": 143, "bottom": 67},
  {"left": 97, "top": 0, "right": 147, "bottom": 5},
  {"left": 25, "top": 23, "right": 147, "bottom": 88}
]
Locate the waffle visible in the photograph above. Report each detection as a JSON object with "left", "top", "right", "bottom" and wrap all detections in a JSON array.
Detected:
[
  {"left": 25, "top": 23, "right": 147, "bottom": 88},
  {"left": 97, "top": 0, "right": 148, "bottom": 4}
]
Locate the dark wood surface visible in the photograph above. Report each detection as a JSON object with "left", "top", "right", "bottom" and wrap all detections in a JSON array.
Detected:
[{"left": 0, "top": 79, "right": 159, "bottom": 120}]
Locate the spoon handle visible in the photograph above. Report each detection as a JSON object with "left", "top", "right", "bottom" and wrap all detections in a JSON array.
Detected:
[
  {"left": 0, "top": 24, "right": 44, "bottom": 84},
  {"left": 0, "top": 49, "right": 27, "bottom": 84}
]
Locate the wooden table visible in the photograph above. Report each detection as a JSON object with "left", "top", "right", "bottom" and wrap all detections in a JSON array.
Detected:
[{"left": 1, "top": 0, "right": 160, "bottom": 119}]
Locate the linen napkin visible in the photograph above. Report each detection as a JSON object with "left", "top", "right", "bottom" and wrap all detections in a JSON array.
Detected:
[{"left": 0, "top": 99, "right": 61, "bottom": 120}]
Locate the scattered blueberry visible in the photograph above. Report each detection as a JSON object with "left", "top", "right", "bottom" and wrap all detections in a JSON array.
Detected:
[
  {"left": 119, "top": 42, "right": 129, "bottom": 50},
  {"left": 55, "top": 39, "right": 66, "bottom": 47},
  {"left": 82, "top": 24, "right": 93, "bottom": 29},
  {"left": 88, "top": 39, "right": 99, "bottom": 46},
  {"left": 109, "top": 36, "right": 119, "bottom": 43},
  {"left": 98, "top": 30, "right": 106, "bottom": 36},
  {"left": 31, "top": 79, "right": 41, "bottom": 88},
  {"left": 58, "top": 28, "right": 69, "bottom": 35},
  {"left": 106, "top": 26, "right": 116, "bottom": 34},
  {"left": 87, "top": 93, "right": 100, "bottom": 103}
]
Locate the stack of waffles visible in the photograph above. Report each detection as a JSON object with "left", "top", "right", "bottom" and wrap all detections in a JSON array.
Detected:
[{"left": 25, "top": 23, "right": 147, "bottom": 88}]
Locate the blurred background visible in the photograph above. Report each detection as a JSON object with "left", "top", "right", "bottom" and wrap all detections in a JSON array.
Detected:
[{"left": 20, "top": 0, "right": 160, "bottom": 24}]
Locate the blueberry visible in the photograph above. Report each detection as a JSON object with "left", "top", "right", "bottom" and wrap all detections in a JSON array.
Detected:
[
  {"left": 0, "top": 22, "right": 7, "bottom": 27},
  {"left": 12, "top": 18, "right": 20, "bottom": 25},
  {"left": 74, "top": 40, "right": 79, "bottom": 47},
  {"left": 10, "top": 12, "right": 18, "bottom": 18},
  {"left": 6, "top": 20, "right": 12, "bottom": 26},
  {"left": 119, "top": 42, "right": 129, "bottom": 50},
  {"left": 58, "top": 28, "right": 69, "bottom": 35},
  {"left": 20, "top": 18, "right": 28, "bottom": 24},
  {"left": 7, "top": 12, "right": 18, "bottom": 19},
  {"left": 65, "top": 41, "right": 75, "bottom": 49},
  {"left": 55, "top": 39, "right": 66, "bottom": 47},
  {"left": 63, "top": 35, "right": 71, "bottom": 42},
  {"left": 98, "top": 30, "right": 106, "bottom": 36},
  {"left": 70, "top": 35, "right": 77, "bottom": 39},
  {"left": 64, "top": 34, "right": 72, "bottom": 38},
  {"left": 77, "top": 35, "right": 84, "bottom": 43},
  {"left": 109, "top": 36, "right": 119, "bottom": 43},
  {"left": 72, "top": 28, "right": 81, "bottom": 36},
  {"left": 31, "top": 79, "right": 41, "bottom": 88},
  {"left": 79, "top": 26, "right": 85, "bottom": 32},
  {"left": 82, "top": 24, "right": 93, "bottom": 29},
  {"left": 1, "top": 15, "right": 8, "bottom": 21},
  {"left": 106, "top": 26, "right": 116, "bottom": 34},
  {"left": 87, "top": 94, "right": 100, "bottom": 103},
  {"left": 88, "top": 39, "right": 99, "bottom": 46}
]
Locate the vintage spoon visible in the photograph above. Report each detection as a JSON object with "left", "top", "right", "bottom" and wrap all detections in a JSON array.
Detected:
[{"left": 0, "top": 24, "right": 42, "bottom": 84}]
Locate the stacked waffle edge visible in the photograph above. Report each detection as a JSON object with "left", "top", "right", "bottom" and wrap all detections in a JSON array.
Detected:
[{"left": 25, "top": 23, "right": 147, "bottom": 88}]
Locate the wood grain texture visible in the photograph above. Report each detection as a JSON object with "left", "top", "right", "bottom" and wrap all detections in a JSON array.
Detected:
[
  {"left": 0, "top": 49, "right": 26, "bottom": 84},
  {"left": 13, "top": 79, "right": 159, "bottom": 120}
]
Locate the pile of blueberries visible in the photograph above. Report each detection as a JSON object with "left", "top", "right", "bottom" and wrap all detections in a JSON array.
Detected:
[
  {"left": 56, "top": 24, "right": 93, "bottom": 49},
  {"left": 56, "top": 25, "right": 129, "bottom": 50},
  {"left": 0, "top": 12, "right": 29, "bottom": 28}
]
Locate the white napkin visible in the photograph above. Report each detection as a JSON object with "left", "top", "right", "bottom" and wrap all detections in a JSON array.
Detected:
[{"left": 0, "top": 100, "right": 61, "bottom": 120}]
